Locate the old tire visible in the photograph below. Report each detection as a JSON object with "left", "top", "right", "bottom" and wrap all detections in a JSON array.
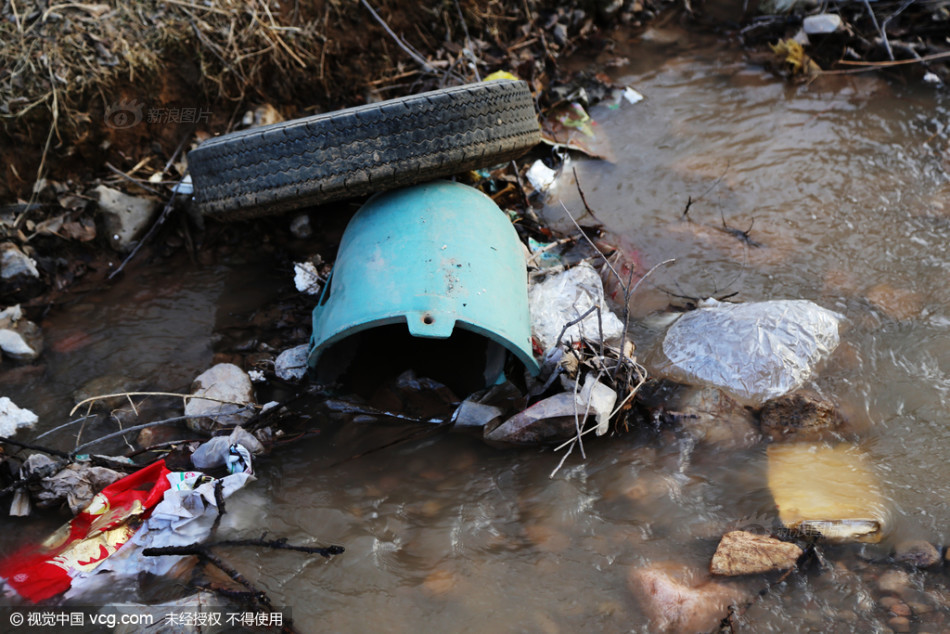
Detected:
[{"left": 188, "top": 80, "right": 540, "bottom": 220}]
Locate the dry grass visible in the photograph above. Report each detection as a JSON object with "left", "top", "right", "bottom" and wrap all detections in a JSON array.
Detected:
[{"left": 0, "top": 0, "right": 321, "bottom": 132}]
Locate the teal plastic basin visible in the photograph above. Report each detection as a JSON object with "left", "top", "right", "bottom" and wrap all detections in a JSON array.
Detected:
[{"left": 308, "top": 181, "right": 539, "bottom": 387}]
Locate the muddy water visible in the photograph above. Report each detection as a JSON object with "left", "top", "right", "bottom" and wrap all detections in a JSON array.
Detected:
[{"left": 3, "top": 30, "right": 950, "bottom": 633}]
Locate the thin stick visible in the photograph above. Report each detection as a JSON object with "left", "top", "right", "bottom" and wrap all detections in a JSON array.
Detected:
[
  {"left": 69, "top": 410, "right": 254, "bottom": 457},
  {"left": 108, "top": 173, "right": 188, "bottom": 280},
  {"left": 70, "top": 391, "right": 255, "bottom": 416},
  {"left": 213, "top": 537, "right": 344, "bottom": 558},
  {"left": 572, "top": 166, "right": 602, "bottom": 224},
  {"left": 554, "top": 305, "right": 597, "bottom": 349},
  {"left": 31, "top": 415, "right": 98, "bottom": 442},
  {"left": 16, "top": 63, "right": 59, "bottom": 231},
  {"left": 453, "top": 0, "right": 481, "bottom": 81},
  {"left": 559, "top": 202, "right": 623, "bottom": 286},
  {"left": 832, "top": 49, "right": 950, "bottom": 68},
  {"left": 861, "top": 0, "right": 893, "bottom": 61},
  {"left": 0, "top": 436, "right": 70, "bottom": 458},
  {"left": 360, "top": 0, "right": 435, "bottom": 73},
  {"left": 104, "top": 163, "right": 164, "bottom": 197}
]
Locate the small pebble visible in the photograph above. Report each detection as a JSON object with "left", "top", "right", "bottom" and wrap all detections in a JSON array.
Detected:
[
  {"left": 895, "top": 539, "right": 941, "bottom": 568},
  {"left": 908, "top": 601, "right": 932, "bottom": 615},
  {"left": 887, "top": 616, "right": 911, "bottom": 633},
  {"left": 877, "top": 569, "right": 911, "bottom": 595},
  {"left": 889, "top": 601, "right": 912, "bottom": 618}
]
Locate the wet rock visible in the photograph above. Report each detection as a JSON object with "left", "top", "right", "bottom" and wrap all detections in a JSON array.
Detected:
[
  {"left": 184, "top": 363, "right": 256, "bottom": 434},
  {"left": 0, "top": 304, "right": 43, "bottom": 361},
  {"left": 887, "top": 616, "right": 911, "bottom": 632},
  {"left": 137, "top": 423, "right": 185, "bottom": 449},
  {"left": 668, "top": 385, "right": 760, "bottom": 449},
  {"left": 0, "top": 396, "right": 38, "bottom": 436},
  {"left": 759, "top": 390, "right": 842, "bottom": 442},
  {"left": 73, "top": 374, "right": 143, "bottom": 410},
  {"left": 894, "top": 539, "right": 941, "bottom": 568},
  {"left": 274, "top": 344, "right": 309, "bottom": 381},
  {"left": 0, "top": 242, "right": 44, "bottom": 301},
  {"left": 866, "top": 283, "right": 923, "bottom": 321},
  {"left": 803, "top": 13, "right": 843, "bottom": 35},
  {"left": 628, "top": 561, "right": 746, "bottom": 632},
  {"left": 524, "top": 523, "right": 570, "bottom": 553},
  {"left": 94, "top": 185, "right": 161, "bottom": 253},
  {"left": 33, "top": 462, "right": 124, "bottom": 514},
  {"left": 422, "top": 568, "right": 458, "bottom": 596},
  {"left": 877, "top": 569, "right": 912, "bottom": 595},
  {"left": 888, "top": 600, "right": 912, "bottom": 618},
  {"left": 710, "top": 531, "right": 803, "bottom": 576}
]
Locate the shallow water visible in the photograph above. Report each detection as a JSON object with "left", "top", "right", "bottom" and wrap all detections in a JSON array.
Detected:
[{"left": 2, "top": 28, "right": 950, "bottom": 633}]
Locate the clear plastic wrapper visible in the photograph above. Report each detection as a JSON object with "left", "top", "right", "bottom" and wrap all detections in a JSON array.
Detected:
[
  {"left": 661, "top": 299, "right": 843, "bottom": 403},
  {"left": 528, "top": 261, "right": 624, "bottom": 351}
]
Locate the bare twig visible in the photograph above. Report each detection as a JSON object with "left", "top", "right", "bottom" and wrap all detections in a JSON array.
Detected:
[
  {"left": 69, "top": 409, "right": 255, "bottom": 457},
  {"left": 0, "top": 436, "right": 70, "bottom": 458},
  {"left": 31, "top": 415, "right": 98, "bottom": 442},
  {"left": 554, "top": 305, "right": 598, "bottom": 350},
  {"left": 16, "top": 62, "right": 59, "bottom": 231},
  {"left": 70, "top": 391, "right": 255, "bottom": 416},
  {"left": 862, "top": 0, "right": 893, "bottom": 61},
  {"left": 213, "top": 537, "right": 345, "bottom": 558},
  {"left": 360, "top": 0, "right": 435, "bottom": 73},
  {"left": 104, "top": 163, "right": 164, "bottom": 197},
  {"left": 108, "top": 173, "right": 188, "bottom": 280},
  {"left": 572, "top": 166, "right": 603, "bottom": 224},
  {"left": 559, "top": 202, "right": 623, "bottom": 286}
]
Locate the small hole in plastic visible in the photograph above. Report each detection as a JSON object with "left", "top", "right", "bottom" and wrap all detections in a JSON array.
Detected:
[{"left": 422, "top": 314, "right": 435, "bottom": 325}]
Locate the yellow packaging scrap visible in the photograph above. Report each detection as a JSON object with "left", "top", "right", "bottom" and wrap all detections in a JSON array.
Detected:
[{"left": 767, "top": 443, "right": 889, "bottom": 543}]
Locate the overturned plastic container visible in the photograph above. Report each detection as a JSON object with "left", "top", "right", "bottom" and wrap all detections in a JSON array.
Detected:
[{"left": 308, "top": 181, "right": 539, "bottom": 395}]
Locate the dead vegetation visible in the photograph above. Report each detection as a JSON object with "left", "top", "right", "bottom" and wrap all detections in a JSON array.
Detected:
[{"left": 0, "top": 0, "right": 669, "bottom": 202}]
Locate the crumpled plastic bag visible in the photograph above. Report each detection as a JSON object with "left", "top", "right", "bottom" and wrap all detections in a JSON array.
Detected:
[
  {"left": 27, "top": 459, "right": 124, "bottom": 514},
  {"left": 661, "top": 299, "right": 843, "bottom": 403},
  {"left": 485, "top": 373, "right": 617, "bottom": 444},
  {"left": 190, "top": 426, "right": 263, "bottom": 470},
  {"left": 529, "top": 261, "right": 624, "bottom": 351}
]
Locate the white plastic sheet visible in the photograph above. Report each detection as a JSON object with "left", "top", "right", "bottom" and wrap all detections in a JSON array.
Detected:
[
  {"left": 528, "top": 261, "right": 624, "bottom": 351},
  {"left": 662, "top": 299, "right": 843, "bottom": 403}
]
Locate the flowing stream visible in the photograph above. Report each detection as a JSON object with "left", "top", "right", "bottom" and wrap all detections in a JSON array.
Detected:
[{"left": 2, "top": 26, "right": 950, "bottom": 633}]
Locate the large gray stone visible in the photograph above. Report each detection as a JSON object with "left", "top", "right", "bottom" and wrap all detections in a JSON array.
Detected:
[
  {"left": 184, "top": 363, "right": 256, "bottom": 434},
  {"left": 94, "top": 185, "right": 160, "bottom": 253}
]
